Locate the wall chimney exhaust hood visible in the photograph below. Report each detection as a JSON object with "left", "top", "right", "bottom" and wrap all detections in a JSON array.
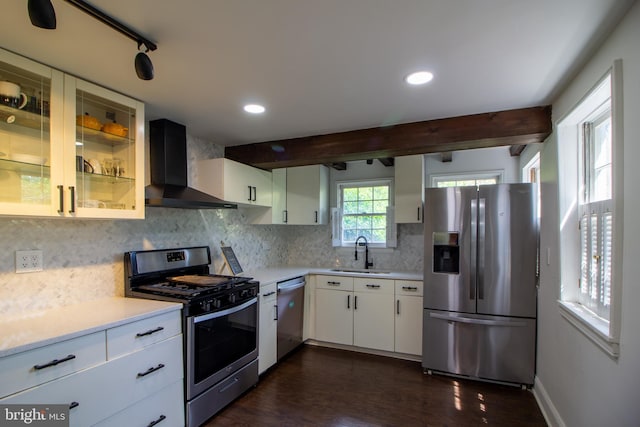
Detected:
[{"left": 145, "top": 119, "right": 237, "bottom": 209}]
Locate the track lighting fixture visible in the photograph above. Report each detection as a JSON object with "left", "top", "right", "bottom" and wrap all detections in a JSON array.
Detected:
[
  {"left": 27, "top": 0, "right": 157, "bottom": 80},
  {"left": 135, "top": 42, "right": 154, "bottom": 81},
  {"left": 28, "top": 0, "right": 57, "bottom": 29}
]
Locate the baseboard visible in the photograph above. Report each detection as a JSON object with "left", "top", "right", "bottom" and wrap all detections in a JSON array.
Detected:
[
  {"left": 532, "top": 376, "right": 566, "bottom": 427},
  {"left": 305, "top": 340, "right": 422, "bottom": 362}
]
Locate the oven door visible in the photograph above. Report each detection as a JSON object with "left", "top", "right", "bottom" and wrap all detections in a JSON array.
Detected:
[{"left": 186, "top": 297, "right": 258, "bottom": 400}]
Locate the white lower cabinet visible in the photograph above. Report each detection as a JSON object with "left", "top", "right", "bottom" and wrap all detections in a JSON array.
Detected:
[
  {"left": 315, "top": 276, "right": 395, "bottom": 352},
  {"left": 259, "top": 282, "right": 278, "bottom": 374},
  {"left": 353, "top": 278, "right": 395, "bottom": 352},
  {"left": 1, "top": 309, "right": 184, "bottom": 426},
  {"left": 394, "top": 280, "right": 424, "bottom": 356},
  {"left": 313, "top": 275, "right": 422, "bottom": 356},
  {"left": 95, "top": 380, "right": 184, "bottom": 427}
]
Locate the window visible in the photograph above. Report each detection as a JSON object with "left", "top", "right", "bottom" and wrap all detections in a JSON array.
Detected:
[
  {"left": 334, "top": 180, "right": 393, "bottom": 247},
  {"left": 522, "top": 152, "right": 540, "bottom": 184},
  {"left": 557, "top": 61, "right": 622, "bottom": 357},
  {"left": 578, "top": 109, "right": 613, "bottom": 319},
  {"left": 431, "top": 171, "right": 501, "bottom": 188}
]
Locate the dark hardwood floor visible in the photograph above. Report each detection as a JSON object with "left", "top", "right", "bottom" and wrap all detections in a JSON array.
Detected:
[{"left": 204, "top": 345, "right": 547, "bottom": 427}]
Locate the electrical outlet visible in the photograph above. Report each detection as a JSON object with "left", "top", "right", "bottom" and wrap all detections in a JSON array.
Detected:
[{"left": 16, "top": 250, "right": 43, "bottom": 273}]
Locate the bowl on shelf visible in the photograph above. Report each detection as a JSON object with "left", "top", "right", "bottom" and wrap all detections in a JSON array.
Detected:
[
  {"left": 101, "top": 122, "right": 128, "bottom": 137},
  {"left": 76, "top": 113, "right": 102, "bottom": 130},
  {"left": 10, "top": 153, "right": 47, "bottom": 165}
]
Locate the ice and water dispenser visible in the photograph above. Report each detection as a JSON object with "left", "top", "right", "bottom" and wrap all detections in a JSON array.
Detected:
[{"left": 432, "top": 232, "right": 459, "bottom": 274}]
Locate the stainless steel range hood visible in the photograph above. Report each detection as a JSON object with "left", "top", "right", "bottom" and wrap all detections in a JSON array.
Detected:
[{"left": 145, "top": 119, "right": 237, "bottom": 209}]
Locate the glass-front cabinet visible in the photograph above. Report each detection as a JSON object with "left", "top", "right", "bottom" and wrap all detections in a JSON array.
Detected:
[
  {"left": 64, "top": 76, "right": 144, "bottom": 218},
  {"left": 0, "top": 47, "right": 144, "bottom": 219}
]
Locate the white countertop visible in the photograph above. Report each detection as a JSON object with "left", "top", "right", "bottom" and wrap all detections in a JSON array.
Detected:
[
  {"left": 0, "top": 297, "right": 181, "bottom": 358},
  {"left": 241, "top": 267, "right": 422, "bottom": 286}
]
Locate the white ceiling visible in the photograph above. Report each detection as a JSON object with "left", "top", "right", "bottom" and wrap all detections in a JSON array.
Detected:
[{"left": 0, "top": 0, "right": 634, "bottom": 146}]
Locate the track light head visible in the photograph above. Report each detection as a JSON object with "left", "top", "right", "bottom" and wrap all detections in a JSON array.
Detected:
[
  {"left": 28, "top": 0, "right": 57, "bottom": 29},
  {"left": 135, "top": 51, "right": 154, "bottom": 81}
]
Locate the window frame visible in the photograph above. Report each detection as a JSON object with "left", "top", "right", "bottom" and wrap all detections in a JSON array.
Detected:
[
  {"left": 430, "top": 170, "right": 503, "bottom": 188},
  {"left": 556, "top": 60, "right": 623, "bottom": 358},
  {"left": 335, "top": 179, "right": 393, "bottom": 248}
]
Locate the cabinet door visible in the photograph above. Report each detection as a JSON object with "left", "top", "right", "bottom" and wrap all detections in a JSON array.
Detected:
[
  {"left": 65, "top": 76, "right": 144, "bottom": 219},
  {"left": 315, "top": 288, "right": 353, "bottom": 345},
  {"left": 271, "top": 168, "right": 287, "bottom": 223},
  {"left": 353, "top": 292, "right": 394, "bottom": 351},
  {"left": 259, "top": 283, "right": 278, "bottom": 374},
  {"left": 395, "top": 295, "right": 423, "bottom": 355},
  {"left": 0, "top": 48, "right": 64, "bottom": 217},
  {"left": 286, "top": 165, "right": 328, "bottom": 225},
  {"left": 394, "top": 155, "right": 424, "bottom": 223}
]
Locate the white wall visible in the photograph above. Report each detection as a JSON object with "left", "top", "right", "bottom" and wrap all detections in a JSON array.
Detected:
[
  {"left": 424, "top": 146, "right": 519, "bottom": 186},
  {"left": 534, "top": 3, "right": 640, "bottom": 426}
]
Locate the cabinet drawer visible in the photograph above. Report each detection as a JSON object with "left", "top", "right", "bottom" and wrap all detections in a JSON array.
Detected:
[
  {"left": 315, "top": 275, "right": 354, "bottom": 291},
  {"left": 106, "top": 311, "right": 182, "bottom": 360},
  {"left": 395, "top": 280, "right": 424, "bottom": 296},
  {"left": 260, "top": 282, "right": 278, "bottom": 303},
  {"left": 94, "top": 380, "right": 184, "bottom": 427},
  {"left": 2, "top": 353, "right": 117, "bottom": 427},
  {"left": 109, "top": 334, "right": 183, "bottom": 405},
  {"left": 353, "top": 277, "right": 394, "bottom": 294},
  {"left": 0, "top": 332, "right": 105, "bottom": 398}
]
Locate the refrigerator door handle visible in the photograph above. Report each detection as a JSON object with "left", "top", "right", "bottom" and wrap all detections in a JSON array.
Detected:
[
  {"left": 478, "top": 198, "right": 486, "bottom": 300},
  {"left": 429, "top": 312, "right": 527, "bottom": 327},
  {"left": 470, "top": 198, "right": 478, "bottom": 300}
]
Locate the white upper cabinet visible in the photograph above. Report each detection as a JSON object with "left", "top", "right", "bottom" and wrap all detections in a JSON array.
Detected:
[
  {"left": 284, "top": 165, "right": 329, "bottom": 225},
  {"left": 394, "top": 154, "right": 424, "bottom": 223},
  {"left": 0, "top": 48, "right": 145, "bottom": 219},
  {"left": 196, "top": 158, "right": 272, "bottom": 207},
  {"left": 248, "top": 165, "right": 329, "bottom": 225}
]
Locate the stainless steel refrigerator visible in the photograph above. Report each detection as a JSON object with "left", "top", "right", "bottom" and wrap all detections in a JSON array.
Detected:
[{"left": 422, "top": 183, "right": 538, "bottom": 386}]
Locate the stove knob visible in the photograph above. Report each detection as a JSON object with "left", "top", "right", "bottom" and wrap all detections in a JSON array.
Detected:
[{"left": 228, "top": 293, "right": 236, "bottom": 304}]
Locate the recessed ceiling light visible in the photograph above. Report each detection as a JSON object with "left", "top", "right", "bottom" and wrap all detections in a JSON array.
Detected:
[
  {"left": 244, "top": 104, "right": 266, "bottom": 114},
  {"left": 405, "top": 71, "right": 434, "bottom": 86}
]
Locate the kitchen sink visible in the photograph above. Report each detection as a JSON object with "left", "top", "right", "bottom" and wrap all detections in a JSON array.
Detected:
[{"left": 330, "top": 268, "right": 391, "bottom": 274}]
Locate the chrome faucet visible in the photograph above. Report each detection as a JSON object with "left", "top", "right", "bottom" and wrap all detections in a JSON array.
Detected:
[{"left": 354, "top": 236, "right": 374, "bottom": 269}]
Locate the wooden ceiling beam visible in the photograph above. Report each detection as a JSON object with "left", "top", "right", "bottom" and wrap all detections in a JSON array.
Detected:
[{"left": 225, "top": 106, "right": 551, "bottom": 170}]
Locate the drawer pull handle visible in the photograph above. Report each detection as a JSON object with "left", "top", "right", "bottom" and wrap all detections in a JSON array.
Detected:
[
  {"left": 402, "top": 286, "right": 418, "bottom": 291},
  {"left": 69, "top": 402, "right": 79, "bottom": 410},
  {"left": 327, "top": 281, "right": 341, "bottom": 286},
  {"left": 136, "top": 326, "right": 165, "bottom": 337},
  {"left": 147, "top": 415, "right": 166, "bottom": 427},
  {"left": 33, "top": 354, "right": 76, "bottom": 370},
  {"left": 137, "top": 363, "right": 165, "bottom": 378},
  {"left": 263, "top": 291, "right": 276, "bottom": 297},
  {"left": 366, "top": 284, "right": 381, "bottom": 289}
]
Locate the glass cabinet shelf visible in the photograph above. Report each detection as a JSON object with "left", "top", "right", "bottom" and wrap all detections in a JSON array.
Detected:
[
  {"left": 0, "top": 157, "right": 50, "bottom": 174},
  {"left": 0, "top": 104, "right": 50, "bottom": 131},
  {"left": 76, "top": 171, "right": 134, "bottom": 184},
  {"left": 75, "top": 125, "right": 133, "bottom": 146}
]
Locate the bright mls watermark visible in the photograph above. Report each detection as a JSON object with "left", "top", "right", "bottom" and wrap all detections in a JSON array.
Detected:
[{"left": 0, "top": 405, "right": 69, "bottom": 426}]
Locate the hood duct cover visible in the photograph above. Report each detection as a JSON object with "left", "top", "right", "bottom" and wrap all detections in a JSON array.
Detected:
[{"left": 145, "top": 119, "right": 237, "bottom": 209}]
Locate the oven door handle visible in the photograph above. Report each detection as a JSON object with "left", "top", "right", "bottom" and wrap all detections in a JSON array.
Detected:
[{"left": 193, "top": 297, "right": 257, "bottom": 324}]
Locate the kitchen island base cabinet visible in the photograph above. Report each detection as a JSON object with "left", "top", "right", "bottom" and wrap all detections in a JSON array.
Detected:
[{"left": 0, "top": 309, "right": 184, "bottom": 427}]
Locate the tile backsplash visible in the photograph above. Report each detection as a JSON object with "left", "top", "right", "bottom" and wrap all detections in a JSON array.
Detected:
[
  {"left": 0, "top": 134, "right": 423, "bottom": 317},
  {"left": 0, "top": 210, "right": 422, "bottom": 316}
]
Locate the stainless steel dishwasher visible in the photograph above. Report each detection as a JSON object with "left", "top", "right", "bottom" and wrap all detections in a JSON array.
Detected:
[{"left": 277, "top": 276, "right": 306, "bottom": 360}]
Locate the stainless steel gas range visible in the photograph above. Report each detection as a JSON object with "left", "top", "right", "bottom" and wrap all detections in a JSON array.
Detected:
[{"left": 124, "top": 246, "right": 259, "bottom": 427}]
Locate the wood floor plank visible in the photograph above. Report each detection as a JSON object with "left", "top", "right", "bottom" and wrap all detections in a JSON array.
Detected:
[{"left": 204, "top": 345, "right": 547, "bottom": 426}]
